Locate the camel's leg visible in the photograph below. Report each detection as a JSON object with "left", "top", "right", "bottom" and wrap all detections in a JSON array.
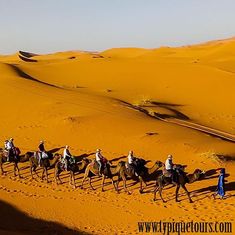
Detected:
[
  {"left": 54, "top": 168, "right": 58, "bottom": 184},
  {"left": 80, "top": 175, "right": 86, "bottom": 189},
  {"left": 70, "top": 171, "right": 76, "bottom": 189},
  {"left": 69, "top": 171, "right": 72, "bottom": 185},
  {"left": 55, "top": 167, "right": 63, "bottom": 184},
  {"left": 181, "top": 184, "right": 193, "bottom": 203},
  {"left": 158, "top": 187, "right": 166, "bottom": 203},
  {"left": 45, "top": 168, "right": 49, "bottom": 183},
  {"left": 13, "top": 162, "right": 21, "bottom": 178},
  {"left": 13, "top": 163, "right": 17, "bottom": 177},
  {"left": 122, "top": 175, "right": 131, "bottom": 194},
  {"left": 54, "top": 168, "right": 60, "bottom": 185},
  {"left": 139, "top": 176, "right": 144, "bottom": 193},
  {"left": 116, "top": 175, "right": 120, "bottom": 189},
  {"left": 101, "top": 175, "right": 105, "bottom": 192},
  {"left": 0, "top": 162, "right": 5, "bottom": 175},
  {"left": 58, "top": 172, "right": 63, "bottom": 184},
  {"left": 175, "top": 185, "right": 180, "bottom": 202},
  {"left": 16, "top": 163, "right": 21, "bottom": 178},
  {"left": 88, "top": 177, "right": 95, "bottom": 190},
  {"left": 34, "top": 167, "right": 39, "bottom": 178},
  {"left": 144, "top": 180, "right": 148, "bottom": 187},
  {"left": 30, "top": 166, "right": 34, "bottom": 179},
  {"left": 80, "top": 168, "right": 89, "bottom": 189},
  {"left": 41, "top": 167, "right": 44, "bottom": 180},
  {"left": 118, "top": 174, "right": 130, "bottom": 194},
  {"left": 153, "top": 186, "right": 159, "bottom": 201},
  {"left": 111, "top": 177, "right": 118, "bottom": 193},
  {"left": 73, "top": 172, "right": 76, "bottom": 188},
  {"left": 116, "top": 175, "right": 120, "bottom": 193}
]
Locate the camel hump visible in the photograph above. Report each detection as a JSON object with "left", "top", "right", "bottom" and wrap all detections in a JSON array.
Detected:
[
  {"left": 92, "top": 160, "right": 100, "bottom": 170},
  {"left": 15, "top": 147, "right": 21, "bottom": 156},
  {"left": 89, "top": 160, "right": 96, "bottom": 167}
]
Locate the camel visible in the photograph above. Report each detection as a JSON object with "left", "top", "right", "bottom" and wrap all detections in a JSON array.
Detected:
[
  {"left": 27, "top": 152, "right": 61, "bottom": 183},
  {"left": 54, "top": 157, "right": 90, "bottom": 188},
  {"left": 116, "top": 160, "right": 163, "bottom": 194},
  {"left": 153, "top": 169, "right": 205, "bottom": 203},
  {"left": 0, "top": 148, "right": 31, "bottom": 178},
  {"left": 81, "top": 161, "right": 124, "bottom": 192}
]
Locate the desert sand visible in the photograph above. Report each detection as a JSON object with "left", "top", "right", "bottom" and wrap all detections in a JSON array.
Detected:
[{"left": 0, "top": 37, "right": 235, "bottom": 234}]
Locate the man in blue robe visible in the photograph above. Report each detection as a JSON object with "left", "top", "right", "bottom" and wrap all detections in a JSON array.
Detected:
[{"left": 213, "top": 168, "right": 225, "bottom": 199}]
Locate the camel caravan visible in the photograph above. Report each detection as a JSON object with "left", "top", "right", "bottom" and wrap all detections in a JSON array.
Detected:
[{"left": 0, "top": 138, "right": 205, "bottom": 203}]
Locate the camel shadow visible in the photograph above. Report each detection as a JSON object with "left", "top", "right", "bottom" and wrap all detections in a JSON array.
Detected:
[
  {"left": 192, "top": 181, "right": 235, "bottom": 195},
  {"left": 0, "top": 199, "right": 90, "bottom": 234},
  {"left": 48, "top": 147, "right": 64, "bottom": 154},
  {"left": 110, "top": 155, "right": 126, "bottom": 163},
  {"left": 117, "top": 99, "right": 189, "bottom": 120},
  {"left": 202, "top": 169, "right": 230, "bottom": 181},
  {"left": 74, "top": 152, "right": 95, "bottom": 162},
  {"left": 143, "top": 169, "right": 164, "bottom": 183},
  {"left": 216, "top": 154, "right": 235, "bottom": 162}
]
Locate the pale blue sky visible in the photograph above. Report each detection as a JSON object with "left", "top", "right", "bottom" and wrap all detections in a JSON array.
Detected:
[{"left": 0, "top": 0, "right": 235, "bottom": 54}]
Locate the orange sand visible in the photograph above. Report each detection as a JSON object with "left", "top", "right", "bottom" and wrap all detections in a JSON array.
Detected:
[{"left": 0, "top": 37, "right": 235, "bottom": 234}]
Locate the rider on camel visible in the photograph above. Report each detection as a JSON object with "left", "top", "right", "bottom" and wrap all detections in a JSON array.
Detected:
[
  {"left": 165, "top": 154, "right": 177, "bottom": 183},
  {"left": 96, "top": 149, "right": 106, "bottom": 176},
  {"left": 38, "top": 140, "right": 47, "bottom": 167},
  {"left": 127, "top": 150, "right": 139, "bottom": 176},
  {"left": 5, "top": 138, "right": 15, "bottom": 162},
  {"left": 62, "top": 145, "right": 73, "bottom": 171}
]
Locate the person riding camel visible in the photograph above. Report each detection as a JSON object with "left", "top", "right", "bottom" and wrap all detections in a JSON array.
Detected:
[
  {"left": 38, "top": 140, "right": 47, "bottom": 167},
  {"left": 96, "top": 149, "right": 106, "bottom": 176},
  {"left": 165, "top": 154, "right": 177, "bottom": 183},
  {"left": 4, "top": 140, "right": 9, "bottom": 151},
  {"left": 127, "top": 150, "right": 135, "bottom": 165},
  {"left": 5, "top": 138, "right": 15, "bottom": 162},
  {"left": 62, "top": 145, "right": 73, "bottom": 171},
  {"left": 127, "top": 150, "right": 139, "bottom": 176}
]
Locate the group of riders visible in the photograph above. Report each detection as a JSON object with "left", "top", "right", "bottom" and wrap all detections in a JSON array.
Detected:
[{"left": 3, "top": 138, "right": 178, "bottom": 181}]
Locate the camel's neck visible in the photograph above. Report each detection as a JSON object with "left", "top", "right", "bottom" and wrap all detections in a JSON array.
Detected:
[
  {"left": 19, "top": 154, "right": 30, "bottom": 163},
  {"left": 110, "top": 165, "right": 120, "bottom": 175},
  {"left": 78, "top": 161, "right": 87, "bottom": 170},
  {"left": 50, "top": 157, "right": 59, "bottom": 167},
  {"left": 187, "top": 173, "right": 200, "bottom": 184},
  {"left": 147, "top": 164, "right": 159, "bottom": 175}
]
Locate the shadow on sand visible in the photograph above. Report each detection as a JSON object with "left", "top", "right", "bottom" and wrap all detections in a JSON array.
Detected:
[
  {"left": 192, "top": 181, "right": 235, "bottom": 196},
  {"left": 0, "top": 199, "right": 90, "bottom": 235},
  {"left": 74, "top": 152, "right": 95, "bottom": 162}
]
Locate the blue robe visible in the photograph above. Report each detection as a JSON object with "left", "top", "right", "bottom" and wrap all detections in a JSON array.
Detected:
[{"left": 217, "top": 173, "right": 225, "bottom": 197}]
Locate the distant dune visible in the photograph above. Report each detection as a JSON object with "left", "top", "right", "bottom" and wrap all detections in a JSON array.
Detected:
[{"left": 0, "top": 37, "right": 234, "bottom": 234}]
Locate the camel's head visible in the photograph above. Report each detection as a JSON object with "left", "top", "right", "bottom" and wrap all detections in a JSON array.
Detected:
[
  {"left": 82, "top": 157, "right": 90, "bottom": 164},
  {"left": 117, "top": 161, "right": 126, "bottom": 167},
  {"left": 155, "top": 161, "right": 164, "bottom": 168},
  {"left": 54, "top": 153, "right": 62, "bottom": 159},
  {"left": 137, "top": 158, "right": 147, "bottom": 166},
  {"left": 194, "top": 169, "right": 205, "bottom": 179}
]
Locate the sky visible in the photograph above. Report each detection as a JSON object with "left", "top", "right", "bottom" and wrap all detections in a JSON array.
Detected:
[{"left": 0, "top": 0, "right": 235, "bottom": 54}]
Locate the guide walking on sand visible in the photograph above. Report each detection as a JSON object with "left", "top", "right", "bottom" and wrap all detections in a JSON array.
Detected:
[{"left": 213, "top": 168, "right": 226, "bottom": 199}]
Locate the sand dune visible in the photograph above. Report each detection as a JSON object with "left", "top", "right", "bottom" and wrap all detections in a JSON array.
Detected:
[
  {"left": 0, "top": 37, "right": 235, "bottom": 234},
  {"left": 19, "top": 51, "right": 39, "bottom": 58},
  {"left": 118, "top": 99, "right": 235, "bottom": 142},
  {"left": 18, "top": 54, "right": 38, "bottom": 62}
]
